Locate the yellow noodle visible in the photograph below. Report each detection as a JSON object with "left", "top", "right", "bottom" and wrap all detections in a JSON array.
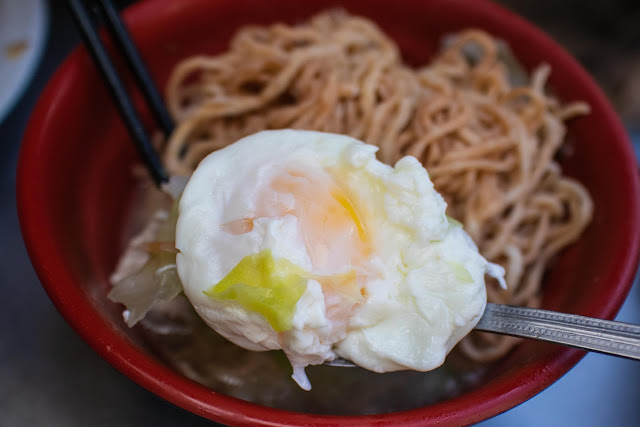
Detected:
[{"left": 162, "top": 10, "right": 593, "bottom": 362}]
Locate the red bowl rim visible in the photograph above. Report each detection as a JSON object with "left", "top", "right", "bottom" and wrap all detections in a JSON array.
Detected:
[{"left": 17, "top": 0, "right": 640, "bottom": 425}]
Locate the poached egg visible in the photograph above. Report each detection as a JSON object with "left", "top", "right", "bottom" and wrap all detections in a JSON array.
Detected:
[{"left": 175, "top": 130, "right": 504, "bottom": 390}]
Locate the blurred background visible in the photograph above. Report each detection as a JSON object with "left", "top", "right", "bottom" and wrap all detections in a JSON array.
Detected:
[{"left": 1, "top": 0, "right": 639, "bottom": 425}]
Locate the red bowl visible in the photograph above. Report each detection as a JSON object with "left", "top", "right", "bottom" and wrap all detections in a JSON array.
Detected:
[{"left": 17, "top": 0, "right": 640, "bottom": 425}]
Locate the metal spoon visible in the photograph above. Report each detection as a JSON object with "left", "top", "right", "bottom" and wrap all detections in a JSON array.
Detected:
[{"left": 325, "top": 303, "right": 640, "bottom": 367}]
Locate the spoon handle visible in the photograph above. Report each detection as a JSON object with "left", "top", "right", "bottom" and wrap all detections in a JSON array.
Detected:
[{"left": 475, "top": 303, "right": 640, "bottom": 360}]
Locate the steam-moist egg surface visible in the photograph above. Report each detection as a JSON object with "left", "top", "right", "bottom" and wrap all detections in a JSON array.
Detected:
[{"left": 176, "top": 130, "right": 503, "bottom": 390}]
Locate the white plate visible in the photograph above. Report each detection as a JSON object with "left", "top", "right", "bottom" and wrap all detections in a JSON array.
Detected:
[{"left": 0, "top": 0, "right": 48, "bottom": 124}]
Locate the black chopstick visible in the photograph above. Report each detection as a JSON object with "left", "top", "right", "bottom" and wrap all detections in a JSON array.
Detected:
[
  {"left": 65, "top": 0, "right": 169, "bottom": 185},
  {"left": 96, "top": 0, "right": 174, "bottom": 137}
]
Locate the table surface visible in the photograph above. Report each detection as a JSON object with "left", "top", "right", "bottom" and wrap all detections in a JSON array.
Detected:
[{"left": 2, "top": 2, "right": 639, "bottom": 426}]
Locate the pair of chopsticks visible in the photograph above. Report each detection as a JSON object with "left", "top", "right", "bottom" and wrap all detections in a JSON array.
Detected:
[{"left": 66, "top": 0, "right": 172, "bottom": 185}]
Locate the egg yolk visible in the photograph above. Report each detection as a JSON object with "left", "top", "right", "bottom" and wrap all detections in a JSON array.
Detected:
[
  {"left": 211, "top": 167, "right": 371, "bottom": 330},
  {"left": 221, "top": 168, "right": 371, "bottom": 272},
  {"left": 268, "top": 168, "right": 371, "bottom": 272}
]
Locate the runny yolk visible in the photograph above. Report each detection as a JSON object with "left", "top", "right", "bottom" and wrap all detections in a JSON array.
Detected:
[
  {"left": 268, "top": 168, "right": 371, "bottom": 273},
  {"left": 221, "top": 167, "right": 371, "bottom": 272},
  {"left": 222, "top": 166, "right": 372, "bottom": 311}
]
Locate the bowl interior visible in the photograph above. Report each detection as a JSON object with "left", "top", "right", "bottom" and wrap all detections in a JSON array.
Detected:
[{"left": 18, "top": 0, "right": 640, "bottom": 425}]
